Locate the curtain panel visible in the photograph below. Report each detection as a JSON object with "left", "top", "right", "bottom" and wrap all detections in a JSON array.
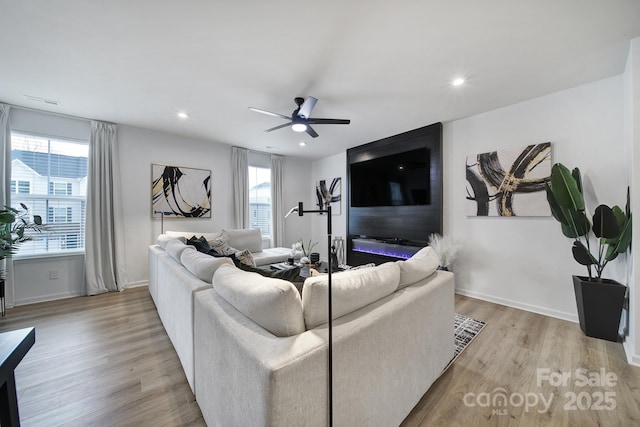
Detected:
[
  {"left": 0, "top": 103, "right": 15, "bottom": 307},
  {"left": 271, "top": 154, "right": 285, "bottom": 246},
  {"left": 232, "top": 146, "right": 249, "bottom": 229},
  {"left": 85, "top": 121, "right": 128, "bottom": 295}
]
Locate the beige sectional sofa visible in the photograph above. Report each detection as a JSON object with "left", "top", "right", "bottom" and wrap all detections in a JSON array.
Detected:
[{"left": 148, "top": 230, "right": 454, "bottom": 426}]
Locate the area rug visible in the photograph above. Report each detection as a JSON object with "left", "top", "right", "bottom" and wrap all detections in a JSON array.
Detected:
[{"left": 446, "top": 313, "right": 486, "bottom": 370}]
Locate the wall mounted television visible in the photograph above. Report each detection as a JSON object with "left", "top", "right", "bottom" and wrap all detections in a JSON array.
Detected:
[{"left": 350, "top": 147, "right": 430, "bottom": 207}]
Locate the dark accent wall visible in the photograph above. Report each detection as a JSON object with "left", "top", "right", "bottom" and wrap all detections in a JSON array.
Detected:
[{"left": 346, "top": 122, "right": 443, "bottom": 265}]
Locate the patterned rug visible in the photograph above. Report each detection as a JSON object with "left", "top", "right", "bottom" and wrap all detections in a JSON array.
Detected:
[{"left": 445, "top": 313, "right": 486, "bottom": 370}]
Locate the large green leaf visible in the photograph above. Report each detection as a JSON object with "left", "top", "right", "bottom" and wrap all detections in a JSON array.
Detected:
[
  {"left": 572, "top": 241, "right": 596, "bottom": 266},
  {"left": 0, "top": 212, "right": 15, "bottom": 224},
  {"left": 545, "top": 183, "right": 570, "bottom": 225},
  {"left": 592, "top": 205, "right": 620, "bottom": 239},
  {"left": 550, "top": 164, "right": 585, "bottom": 211},
  {"left": 560, "top": 209, "right": 590, "bottom": 238},
  {"left": 572, "top": 167, "right": 583, "bottom": 194}
]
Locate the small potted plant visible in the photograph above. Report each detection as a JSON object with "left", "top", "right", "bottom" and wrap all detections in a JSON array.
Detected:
[
  {"left": 545, "top": 163, "right": 632, "bottom": 341},
  {"left": 428, "top": 233, "right": 461, "bottom": 271},
  {"left": 0, "top": 204, "right": 44, "bottom": 315}
]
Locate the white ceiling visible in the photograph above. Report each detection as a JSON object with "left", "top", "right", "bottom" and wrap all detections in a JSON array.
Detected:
[{"left": 1, "top": 1, "right": 639, "bottom": 159}]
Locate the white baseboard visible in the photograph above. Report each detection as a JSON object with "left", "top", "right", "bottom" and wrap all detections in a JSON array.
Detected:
[
  {"left": 623, "top": 340, "right": 640, "bottom": 367},
  {"left": 15, "top": 290, "right": 85, "bottom": 306},
  {"left": 455, "top": 287, "right": 579, "bottom": 323},
  {"left": 126, "top": 281, "right": 148, "bottom": 289}
]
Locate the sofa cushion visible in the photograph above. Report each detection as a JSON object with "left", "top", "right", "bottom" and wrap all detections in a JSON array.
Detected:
[
  {"left": 213, "top": 264, "right": 305, "bottom": 337},
  {"left": 165, "top": 239, "right": 196, "bottom": 261},
  {"left": 301, "top": 262, "right": 400, "bottom": 329},
  {"left": 157, "top": 234, "right": 186, "bottom": 249},
  {"left": 222, "top": 228, "right": 262, "bottom": 253},
  {"left": 252, "top": 247, "right": 291, "bottom": 266},
  {"left": 396, "top": 246, "right": 439, "bottom": 290},
  {"left": 181, "top": 249, "right": 234, "bottom": 283}
]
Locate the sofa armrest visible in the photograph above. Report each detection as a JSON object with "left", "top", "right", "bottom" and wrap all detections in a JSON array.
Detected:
[{"left": 194, "top": 288, "right": 328, "bottom": 427}]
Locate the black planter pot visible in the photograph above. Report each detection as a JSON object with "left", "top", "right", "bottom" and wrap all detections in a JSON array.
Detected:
[{"left": 572, "top": 275, "right": 626, "bottom": 342}]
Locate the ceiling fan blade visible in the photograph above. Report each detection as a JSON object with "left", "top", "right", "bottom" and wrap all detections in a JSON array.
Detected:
[
  {"left": 249, "top": 107, "right": 291, "bottom": 121},
  {"left": 306, "top": 125, "right": 319, "bottom": 138},
  {"left": 297, "top": 96, "right": 318, "bottom": 119},
  {"left": 307, "top": 118, "right": 351, "bottom": 125},
  {"left": 265, "top": 122, "right": 292, "bottom": 132}
]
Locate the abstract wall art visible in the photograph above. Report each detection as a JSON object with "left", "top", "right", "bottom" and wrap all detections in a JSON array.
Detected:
[
  {"left": 466, "top": 143, "right": 551, "bottom": 217},
  {"left": 316, "top": 177, "right": 341, "bottom": 215},
  {"left": 151, "top": 164, "right": 211, "bottom": 218}
]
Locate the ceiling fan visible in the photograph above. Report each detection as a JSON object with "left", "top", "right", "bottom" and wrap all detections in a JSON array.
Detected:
[{"left": 249, "top": 96, "right": 350, "bottom": 138}]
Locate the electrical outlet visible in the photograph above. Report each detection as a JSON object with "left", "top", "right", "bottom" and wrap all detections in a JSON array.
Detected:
[{"left": 49, "top": 270, "right": 59, "bottom": 280}]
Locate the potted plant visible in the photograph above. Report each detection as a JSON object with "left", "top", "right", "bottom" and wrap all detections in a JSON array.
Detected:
[
  {"left": 545, "top": 163, "right": 632, "bottom": 341},
  {"left": 0, "top": 204, "right": 44, "bottom": 315},
  {"left": 428, "top": 233, "right": 461, "bottom": 271}
]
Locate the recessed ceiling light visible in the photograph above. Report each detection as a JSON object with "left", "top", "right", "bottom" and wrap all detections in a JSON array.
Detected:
[
  {"left": 299, "top": 142, "right": 306, "bottom": 147},
  {"left": 452, "top": 78, "right": 465, "bottom": 86},
  {"left": 176, "top": 112, "right": 189, "bottom": 119}
]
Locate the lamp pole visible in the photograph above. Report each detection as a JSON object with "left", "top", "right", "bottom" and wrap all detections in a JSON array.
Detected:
[{"left": 291, "top": 201, "right": 333, "bottom": 427}]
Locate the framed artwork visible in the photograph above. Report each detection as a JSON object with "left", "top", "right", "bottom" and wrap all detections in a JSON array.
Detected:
[
  {"left": 316, "top": 177, "right": 341, "bottom": 215},
  {"left": 151, "top": 164, "right": 211, "bottom": 218},
  {"left": 465, "top": 143, "right": 551, "bottom": 217}
]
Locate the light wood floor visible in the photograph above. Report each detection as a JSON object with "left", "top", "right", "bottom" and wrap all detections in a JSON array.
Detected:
[{"left": 1, "top": 287, "right": 639, "bottom": 426}]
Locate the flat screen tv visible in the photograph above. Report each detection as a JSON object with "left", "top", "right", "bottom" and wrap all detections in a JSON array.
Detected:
[{"left": 350, "top": 147, "right": 430, "bottom": 207}]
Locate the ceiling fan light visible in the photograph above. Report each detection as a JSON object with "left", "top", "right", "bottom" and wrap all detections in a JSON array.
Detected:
[{"left": 292, "top": 123, "right": 307, "bottom": 132}]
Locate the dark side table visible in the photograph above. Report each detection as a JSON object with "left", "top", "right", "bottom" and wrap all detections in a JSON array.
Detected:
[{"left": 0, "top": 327, "right": 35, "bottom": 426}]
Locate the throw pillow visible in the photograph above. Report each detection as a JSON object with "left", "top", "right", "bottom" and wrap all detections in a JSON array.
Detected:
[
  {"left": 235, "top": 249, "right": 256, "bottom": 267},
  {"left": 187, "top": 235, "right": 212, "bottom": 253},
  {"left": 209, "top": 237, "right": 236, "bottom": 255}
]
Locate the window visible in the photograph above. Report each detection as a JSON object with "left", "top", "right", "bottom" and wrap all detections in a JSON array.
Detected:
[
  {"left": 10, "top": 132, "right": 88, "bottom": 256},
  {"left": 49, "top": 182, "right": 72, "bottom": 195},
  {"left": 248, "top": 166, "right": 271, "bottom": 239},
  {"left": 10, "top": 180, "right": 31, "bottom": 194}
]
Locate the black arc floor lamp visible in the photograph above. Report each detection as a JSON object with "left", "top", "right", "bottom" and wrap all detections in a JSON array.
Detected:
[{"left": 285, "top": 201, "right": 334, "bottom": 427}]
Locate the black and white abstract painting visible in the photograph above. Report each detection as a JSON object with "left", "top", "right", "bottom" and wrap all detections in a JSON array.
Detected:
[
  {"left": 152, "top": 164, "right": 211, "bottom": 218},
  {"left": 465, "top": 143, "right": 551, "bottom": 217},
  {"left": 316, "top": 177, "right": 341, "bottom": 215}
]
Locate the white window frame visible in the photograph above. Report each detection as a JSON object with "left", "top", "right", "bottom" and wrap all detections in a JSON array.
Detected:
[{"left": 10, "top": 131, "right": 88, "bottom": 258}]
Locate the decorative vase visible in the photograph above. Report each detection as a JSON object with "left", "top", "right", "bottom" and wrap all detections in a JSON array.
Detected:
[{"left": 309, "top": 252, "right": 320, "bottom": 264}]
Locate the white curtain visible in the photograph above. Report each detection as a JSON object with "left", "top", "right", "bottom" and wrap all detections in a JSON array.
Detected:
[
  {"left": 85, "top": 121, "right": 127, "bottom": 295},
  {"left": 0, "top": 103, "right": 14, "bottom": 306},
  {"left": 271, "top": 154, "right": 285, "bottom": 246},
  {"left": 232, "top": 146, "right": 249, "bottom": 228}
]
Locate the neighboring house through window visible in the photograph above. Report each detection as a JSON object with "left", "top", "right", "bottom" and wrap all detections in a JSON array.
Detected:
[
  {"left": 248, "top": 165, "right": 271, "bottom": 240},
  {"left": 10, "top": 132, "right": 88, "bottom": 255}
]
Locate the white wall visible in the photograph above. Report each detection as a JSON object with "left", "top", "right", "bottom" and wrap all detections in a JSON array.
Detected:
[
  {"left": 623, "top": 37, "right": 640, "bottom": 366},
  {"left": 446, "top": 76, "right": 628, "bottom": 322},
  {"left": 7, "top": 112, "right": 312, "bottom": 304},
  {"left": 310, "top": 152, "right": 348, "bottom": 261},
  {"left": 117, "top": 125, "right": 313, "bottom": 285}
]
